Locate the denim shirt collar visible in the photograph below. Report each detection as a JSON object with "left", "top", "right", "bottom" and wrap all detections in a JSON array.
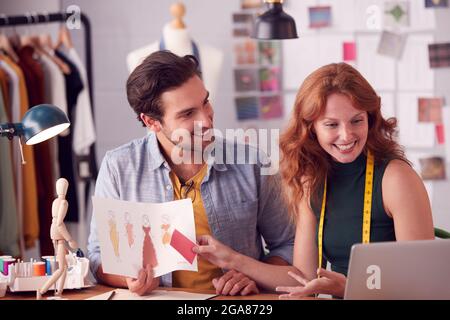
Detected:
[{"left": 146, "top": 132, "right": 228, "bottom": 179}]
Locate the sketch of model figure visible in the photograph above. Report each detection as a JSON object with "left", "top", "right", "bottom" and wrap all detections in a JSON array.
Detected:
[
  {"left": 142, "top": 214, "right": 158, "bottom": 268},
  {"left": 108, "top": 211, "right": 120, "bottom": 260},
  {"left": 124, "top": 212, "right": 135, "bottom": 248},
  {"left": 37, "top": 178, "right": 78, "bottom": 299}
]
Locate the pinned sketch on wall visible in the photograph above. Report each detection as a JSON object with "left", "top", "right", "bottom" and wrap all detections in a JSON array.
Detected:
[
  {"left": 92, "top": 197, "right": 198, "bottom": 278},
  {"left": 260, "top": 95, "right": 283, "bottom": 120},
  {"left": 428, "top": 43, "right": 450, "bottom": 68},
  {"left": 235, "top": 96, "right": 259, "bottom": 120},
  {"left": 425, "top": 0, "right": 448, "bottom": 8},
  {"left": 418, "top": 97, "right": 444, "bottom": 124},
  {"left": 419, "top": 157, "right": 446, "bottom": 180},
  {"left": 234, "top": 69, "right": 259, "bottom": 92},
  {"left": 232, "top": 13, "right": 254, "bottom": 37},
  {"left": 343, "top": 42, "right": 357, "bottom": 61},
  {"left": 384, "top": 1, "right": 409, "bottom": 27},
  {"left": 260, "top": 67, "right": 280, "bottom": 92},
  {"left": 259, "top": 41, "right": 281, "bottom": 65},
  {"left": 377, "top": 31, "right": 406, "bottom": 59},
  {"left": 234, "top": 40, "right": 257, "bottom": 65},
  {"left": 309, "top": 6, "right": 332, "bottom": 28}
]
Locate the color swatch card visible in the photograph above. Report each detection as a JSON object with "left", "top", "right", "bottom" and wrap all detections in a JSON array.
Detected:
[
  {"left": 92, "top": 197, "right": 197, "bottom": 278},
  {"left": 425, "top": 0, "right": 448, "bottom": 8},
  {"left": 429, "top": 43, "right": 450, "bottom": 68}
]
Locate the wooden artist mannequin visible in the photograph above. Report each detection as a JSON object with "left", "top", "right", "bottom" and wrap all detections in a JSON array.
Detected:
[{"left": 37, "top": 178, "right": 78, "bottom": 299}]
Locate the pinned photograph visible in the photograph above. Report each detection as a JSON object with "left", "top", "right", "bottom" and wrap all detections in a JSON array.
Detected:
[
  {"left": 233, "top": 13, "right": 254, "bottom": 23},
  {"left": 418, "top": 97, "right": 444, "bottom": 124},
  {"left": 234, "top": 40, "right": 257, "bottom": 65},
  {"left": 425, "top": 0, "right": 448, "bottom": 8},
  {"left": 234, "top": 69, "right": 259, "bottom": 92},
  {"left": 377, "top": 30, "right": 406, "bottom": 59},
  {"left": 308, "top": 6, "right": 332, "bottom": 28},
  {"left": 233, "top": 26, "right": 253, "bottom": 37},
  {"left": 235, "top": 97, "right": 259, "bottom": 120},
  {"left": 429, "top": 43, "right": 450, "bottom": 68},
  {"left": 259, "top": 67, "right": 280, "bottom": 92},
  {"left": 259, "top": 41, "right": 281, "bottom": 65},
  {"left": 260, "top": 96, "right": 283, "bottom": 120},
  {"left": 419, "top": 157, "right": 446, "bottom": 180},
  {"left": 343, "top": 42, "right": 357, "bottom": 61},
  {"left": 384, "top": 1, "right": 409, "bottom": 27}
]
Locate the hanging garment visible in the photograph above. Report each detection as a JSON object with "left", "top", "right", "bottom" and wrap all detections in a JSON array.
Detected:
[
  {"left": 0, "top": 86, "right": 19, "bottom": 257},
  {"left": 40, "top": 54, "right": 68, "bottom": 181},
  {"left": 1, "top": 55, "right": 40, "bottom": 251},
  {"left": 17, "top": 46, "right": 57, "bottom": 254},
  {"left": 66, "top": 47, "right": 95, "bottom": 156},
  {"left": 0, "top": 67, "right": 10, "bottom": 119},
  {"left": 55, "top": 49, "right": 83, "bottom": 222}
]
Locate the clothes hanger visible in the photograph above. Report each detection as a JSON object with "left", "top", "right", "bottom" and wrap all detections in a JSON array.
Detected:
[
  {"left": 170, "top": 2, "right": 186, "bottom": 29},
  {"left": 0, "top": 14, "right": 20, "bottom": 62},
  {"left": 54, "top": 12, "right": 74, "bottom": 50},
  {"left": 30, "top": 12, "right": 70, "bottom": 75},
  {"left": 19, "top": 12, "right": 34, "bottom": 47}
]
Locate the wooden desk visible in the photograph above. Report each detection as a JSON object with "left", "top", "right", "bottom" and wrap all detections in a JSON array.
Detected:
[{"left": 1, "top": 284, "right": 318, "bottom": 300}]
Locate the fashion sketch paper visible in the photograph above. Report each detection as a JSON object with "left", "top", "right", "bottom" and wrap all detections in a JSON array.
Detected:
[{"left": 92, "top": 197, "right": 198, "bottom": 278}]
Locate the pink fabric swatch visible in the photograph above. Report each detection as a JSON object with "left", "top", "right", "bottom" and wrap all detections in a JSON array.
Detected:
[{"left": 170, "top": 229, "right": 197, "bottom": 264}]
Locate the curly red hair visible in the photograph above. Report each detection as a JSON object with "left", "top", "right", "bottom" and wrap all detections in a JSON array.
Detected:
[{"left": 280, "top": 63, "right": 409, "bottom": 221}]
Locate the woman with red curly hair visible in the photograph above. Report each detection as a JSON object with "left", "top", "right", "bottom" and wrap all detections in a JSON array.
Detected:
[{"left": 194, "top": 63, "right": 434, "bottom": 298}]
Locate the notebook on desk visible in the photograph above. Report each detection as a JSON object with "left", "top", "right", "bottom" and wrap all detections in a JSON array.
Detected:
[{"left": 344, "top": 239, "right": 450, "bottom": 300}]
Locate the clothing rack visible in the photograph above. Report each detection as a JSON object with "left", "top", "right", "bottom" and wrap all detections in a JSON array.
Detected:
[{"left": 0, "top": 12, "right": 98, "bottom": 223}]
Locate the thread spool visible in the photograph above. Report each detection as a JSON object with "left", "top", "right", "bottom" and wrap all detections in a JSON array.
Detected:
[
  {"left": 0, "top": 256, "right": 12, "bottom": 274},
  {"left": 33, "top": 261, "right": 46, "bottom": 276},
  {"left": 2, "top": 258, "right": 16, "bottom": 276},
  {"left": 41, "top": 256, "right": 55, "bottom": 275}
]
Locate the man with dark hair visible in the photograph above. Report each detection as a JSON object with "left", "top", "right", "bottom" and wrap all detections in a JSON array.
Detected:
[{"left": 88, "top": 51, "right": 294, "bottom": 296}]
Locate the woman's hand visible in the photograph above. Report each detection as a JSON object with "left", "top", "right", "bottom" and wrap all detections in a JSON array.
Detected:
[
  {"left": 126, "top": 264, "right": 158, "bottom": 296},
  {"left": 276, "top": 268, "right": 346, "bottom": 299},
  {"left": 193, "top": 235, "right": 238, "bottom": 270},
  {"left": 212, "top": 270, "right": 259, "bottom": 296}
]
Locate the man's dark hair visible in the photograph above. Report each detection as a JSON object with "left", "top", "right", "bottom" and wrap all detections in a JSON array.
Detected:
[{"left": 126, "top": 50, "right": 201, "bottom": 126}]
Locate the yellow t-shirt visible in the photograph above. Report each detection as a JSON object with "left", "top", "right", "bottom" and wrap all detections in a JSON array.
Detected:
[{"left": 170, "top": 165, "right": 223, "bottom": 289}]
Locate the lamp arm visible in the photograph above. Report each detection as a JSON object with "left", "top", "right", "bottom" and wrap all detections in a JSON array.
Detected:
[{"left": 0, "top": 123, "right": 24, "bottom": 140}]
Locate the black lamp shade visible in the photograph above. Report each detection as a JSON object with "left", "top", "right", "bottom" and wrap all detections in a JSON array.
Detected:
[
  {"left": 21, "top": 104, "right": 70, "bottom": 145},
  {"left": 252, "top": 2, "right": 298, "bottom": 40}
]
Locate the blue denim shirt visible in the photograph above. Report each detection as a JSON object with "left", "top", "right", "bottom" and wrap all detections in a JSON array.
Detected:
[{"left": 87, "top": 132, "right": 295, "bottom": 287}]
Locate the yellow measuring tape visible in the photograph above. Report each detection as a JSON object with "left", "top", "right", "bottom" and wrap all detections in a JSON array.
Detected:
[{"left": 318, "top": 150, "right": 374, "bottom": 271}]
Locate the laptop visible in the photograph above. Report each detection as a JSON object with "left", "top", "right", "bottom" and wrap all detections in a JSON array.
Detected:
[{"left": 344, "top": 239, "right": 450, "bottom": 300}]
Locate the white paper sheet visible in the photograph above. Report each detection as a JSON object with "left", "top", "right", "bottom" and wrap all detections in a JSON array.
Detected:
[
  {"left": 378, "top": 92, "right": 396, "bottom": 119},
  {"left": 92, "top": 197, "right": 198, "bottom": 278},
  {"left": 87, "top": 288, "right": 216, "bottom": 300},
  {"left": 397, "top": 93, "right": 436, "bottom": 148},
  {"left": 398, "top": 34, "right": 434, "bottom": 91},
  {"left": 356, "top": 34, "right": 396, "bottom": 91},
  {"left": 283, "top": 34, "right": 354, "bottom": 90}
]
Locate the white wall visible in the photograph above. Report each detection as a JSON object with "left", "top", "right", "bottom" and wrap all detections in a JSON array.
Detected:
[{"left": 2, "top": 0, "right": 450, "bottom": 238}]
